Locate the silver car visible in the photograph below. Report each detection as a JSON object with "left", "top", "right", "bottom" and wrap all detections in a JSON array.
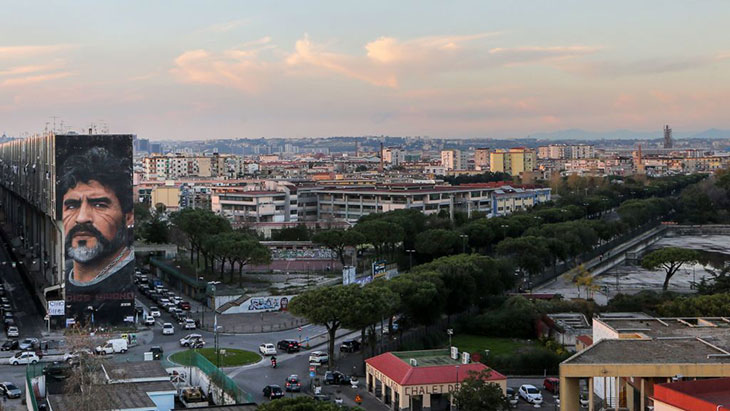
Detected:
[{"left": 19, "top": 338, "right": 39, "bottom": 350}]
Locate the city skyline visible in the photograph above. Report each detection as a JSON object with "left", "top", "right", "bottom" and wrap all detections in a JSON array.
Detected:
[{"left": 2, "top": 1, "right": 730, "bottom": 140}]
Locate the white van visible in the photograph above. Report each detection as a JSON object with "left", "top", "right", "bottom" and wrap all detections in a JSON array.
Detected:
[{"left": 95, "top": 338, "right": 128, "bottom": 355}]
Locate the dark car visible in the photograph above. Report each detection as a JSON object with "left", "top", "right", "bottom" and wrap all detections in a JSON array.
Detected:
[
  {"left": 324, "top": 370, "right": 348, "bottom": 385},
  {"left": 340, "top": 339, "right": 361, "bottom": 353},
  {"left": 178, "top": 301, "right": 191, "bottom": 311},
  {"left": 285, "top": 375, "right": 301, "bottom": 392},
  {"left": 150, "top": 346, "right": 163, "bottom": 360},
  {"left": 312, "top": 393, "right": 332, "bottom": 402},
  {"left": 277, "top": 339, "right": 301, "bottom": 353},
  {"left": 43, "top": 361, "right": 73, "bottom": 381},
  {"left": 1, "top": 340, "right": 19, "bottom": 351},
  {"left": 262, "top": 384, "right": 284, "bottom": 400}
]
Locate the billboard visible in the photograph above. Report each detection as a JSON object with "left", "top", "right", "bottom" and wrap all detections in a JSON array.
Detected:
[{"left": 56, "top": 135, "right": 135, "bottom": 326}]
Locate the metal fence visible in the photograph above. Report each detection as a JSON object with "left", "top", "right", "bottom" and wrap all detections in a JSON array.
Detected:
[
  {"left": 25, "top": 362, "right": 44, "bottom": 411},
  {"left": 531, "top": 220, "right": 664, "bottom": 288},
  {"left": 173, "top": 350, "right": 254, "bottom": 404}
]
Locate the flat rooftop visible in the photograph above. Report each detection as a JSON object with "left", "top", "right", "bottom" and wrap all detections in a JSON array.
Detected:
[
  {"left": 565, "top": 338, "right": 730, "bottom": 365},
  {"left": 391, "top": 349, "right": 461, "bottom": 366},
  {"left": 49, "top": 380, "right": 175, "bottom": 411},
  {"left": 103, "top": 361, "right": 170, "bottom": 381},
  {"left": 597, "top": 316, "right": 730, "bottom": 352}
]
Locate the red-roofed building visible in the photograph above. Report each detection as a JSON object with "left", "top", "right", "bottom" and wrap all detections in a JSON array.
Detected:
[
  {"left": 364, "top": 349, "right": 506, "bottom": 410},
  {"left": 653, "top": 378, "right": 730, "bottom": 411},
  {"left": 576, "top": 335, "right": 593, "bottom": 352}
]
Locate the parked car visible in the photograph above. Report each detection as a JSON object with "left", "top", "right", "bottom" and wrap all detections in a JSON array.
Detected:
[
  {"left": 324, "top": 371, "right": 348, "bottom": 385},
  {"left": 1, "top": 340, "right": 19, "bottom": 351},
  {"left": 150, "top": 346, "right": 164, "bottom": 360},
  {"left": 312, "top": 393, "right": 332, "bottom": 402},
  {"left": 144, "top": 315, "right": 155, "bottom": 326},
  {"left": 149, "top": 307, "right": 161, "bottom": 317},
  {"left": 259, "top": 343, "right": 277, "bottom": 356},
  {"left": 162, "top": 323, "right": 175, "bottom": 335},
  {"left": 519, "top": 384, "right": 543, "bottom": 404},
  {"left": 506, "top": 387, "right": 519, "bottom": 407},
  {"left": 0, "top": 382, "right": 21, "bottom": 399},
  {"left": 63, "top": 349, "right": 93, "bottom": 366},
  {"left": 309, "top": 351, "right": 329, "bottom": 365},
  {"left": 9, "top": 351, "right": 39, "bottom": 365},
  {"left": 277, "top": 339, "right": 301, "bottom": 353},
  {"left": 285, "top": 375, "right": 301, "bottom": 392},
  {"left": 179, "top": 334, "right": 204, "bottom": 347},
  {"left": 543, "top": 377, "right": 560, "bottom": 394},
  {"left": 340, "top": 339, "right": 361, "bottom": 353},
  {"left": 19, "top": 338, "right": 39, "bottom": 350},
  {"left": 262, "top": 384, "right": 284, "bottom": 400},
  {"left": 95, "top": 338, "right": 128, "bottom": 355},
  {"left": 43, "top": 361, "right": 73, "bottom": 380},
  {"left": 183, "top": 319, "right": 196, "bottom": 330},
  {"left": 178, "top": 301, "right": 191, "bottom": 311},
  {"left": 6, "top": 325, "right": 19, "bottom": 338}
]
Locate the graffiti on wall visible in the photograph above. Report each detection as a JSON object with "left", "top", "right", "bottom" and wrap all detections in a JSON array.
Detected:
[{"left": 245, "top": 296, "right": 292, "bottom": 312}]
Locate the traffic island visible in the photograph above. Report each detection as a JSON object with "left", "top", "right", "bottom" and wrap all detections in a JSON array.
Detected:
[{"left": 170, "top": 348, "right": 261, "bottom": 368}]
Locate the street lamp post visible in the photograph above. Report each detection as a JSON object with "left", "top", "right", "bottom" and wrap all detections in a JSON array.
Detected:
[
  {"left": 405, "top": 249, "right": 415, "bottom": 270},
  {"left": 447, "top": 328, "right": 453, "bottom": 348},
  {"left": 209, "top": 281, "right": 221, "bottom": 368},
  {"left": 459, "top": 235, "right": 468, "bottom": 254}
]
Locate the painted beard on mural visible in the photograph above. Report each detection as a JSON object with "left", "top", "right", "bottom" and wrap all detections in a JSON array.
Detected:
[{"left": 65, "top": 218, "right": 127, "bottom": 265}]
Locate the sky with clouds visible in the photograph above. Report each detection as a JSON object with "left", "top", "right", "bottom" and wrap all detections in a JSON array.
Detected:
[{"left": 1, "top": 1, "right": 729, "bottom": 140}]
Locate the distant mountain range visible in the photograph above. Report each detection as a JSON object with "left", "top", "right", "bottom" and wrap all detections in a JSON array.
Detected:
[{"left": 527, "top": 128, "right": 730, "bottom": 141}]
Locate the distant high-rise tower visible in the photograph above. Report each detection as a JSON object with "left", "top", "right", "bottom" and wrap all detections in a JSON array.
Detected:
[{"left": 663, "top": 125, "right": 673, "bottom": 149}]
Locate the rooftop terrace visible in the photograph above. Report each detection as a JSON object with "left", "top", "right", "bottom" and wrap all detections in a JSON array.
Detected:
[{"left": 391, "top": 349, "right": 461, "bottom": 367}]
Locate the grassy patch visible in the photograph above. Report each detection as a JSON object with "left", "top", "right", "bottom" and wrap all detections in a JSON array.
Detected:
[
  {"left": 449, "top": 335, "right": 536, "bottom": 356},
  {"left": 170, "top": 348, "right": 261, "bottom": 367}
]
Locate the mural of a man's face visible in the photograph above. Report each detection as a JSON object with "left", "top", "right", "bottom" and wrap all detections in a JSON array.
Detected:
[{"left": 62, "top": 180, "right": 133, "bottom": 265}]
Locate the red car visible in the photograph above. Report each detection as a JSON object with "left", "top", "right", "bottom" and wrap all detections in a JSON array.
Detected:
[
  {"left": 543, "top": 377, "right": 559, "bottom": 394},
  {"left": 178, "top": 301, "right": 191, "bottom": 311}
]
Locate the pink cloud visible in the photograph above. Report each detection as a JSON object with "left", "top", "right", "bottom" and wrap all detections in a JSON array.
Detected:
[
  {"left": 0, "top": 71, "right": 74, "bottom": 87},
  {"left": 170, "top": 39, "right": 274, "bottom": 93},
  {"left": 286, "top": 35, "right": 398, "bottom": 87},
  {"left": 286, "top": 34, "right": 600, "bottom": 88}
]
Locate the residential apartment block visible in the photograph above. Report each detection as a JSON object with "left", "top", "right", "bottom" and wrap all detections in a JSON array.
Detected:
[
  {"left": 440, "top": 149, "right": 462, "bottom": 170},
  {"left": 490, "top": 147, "right": 537, "bottom": 176},
  {"left": 314, "top": 182, "right": 550, "bottom": 223},
  {"left": 382, "top": 147, "right": 404, "bottom": 166}
]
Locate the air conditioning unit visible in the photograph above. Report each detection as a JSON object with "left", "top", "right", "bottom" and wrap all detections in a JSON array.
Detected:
[
  {"left": 461, "top": 352, "right": 470, "bottom": 364},
  {"left": 409, "top": 358, "right": 418, "bottom": 366}
]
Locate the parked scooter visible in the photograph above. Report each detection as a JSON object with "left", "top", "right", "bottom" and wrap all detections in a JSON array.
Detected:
[{"left": 271, "top": 356, "right": 277, "bottom": 368}]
